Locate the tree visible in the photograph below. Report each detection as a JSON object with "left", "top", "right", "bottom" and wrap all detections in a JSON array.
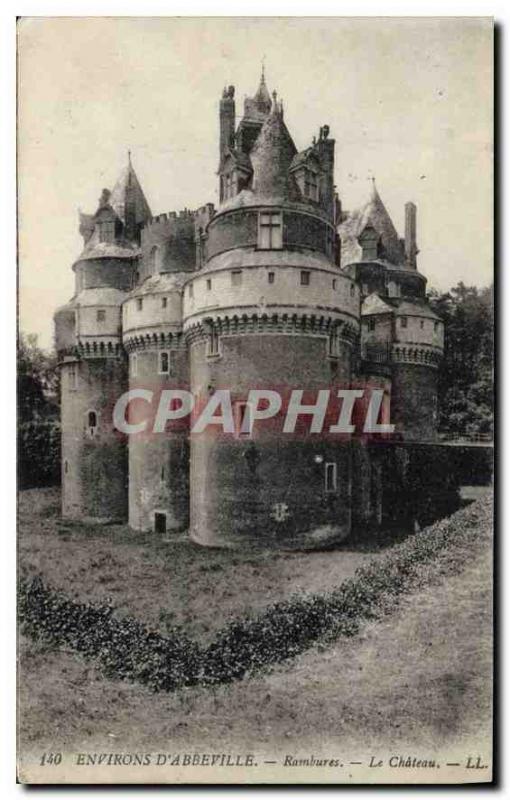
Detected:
[
  {"left": 17, "top": 333, "right": 59, "bottom": 423},
  {"left": 428, "top": 282, "right": 493, "bottom": 436}
]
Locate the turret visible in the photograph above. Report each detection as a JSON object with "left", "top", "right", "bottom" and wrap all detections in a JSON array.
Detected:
[{"left": 219, "top": 85, "right": 235, "bottom": 164}]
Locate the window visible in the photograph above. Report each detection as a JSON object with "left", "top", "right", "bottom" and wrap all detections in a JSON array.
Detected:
[
  {"left": 231, "top": 270, "right": 242, "bottom": 287},
  {"left": 300, "top": 271, "right": 310, "bottom": 286},
  {"left": 64, "top": 460, "right": 68, "bottom": 474},
  {"left": 387, "top": 281, "right": 400, "bottom": 298},
  {"left": 400, "top": 316, "right": 408, "bottom": 328},
  {"left": 189, "top": 283, "right": 194, "bottom": 298},
  {"left": 304, "top": 169, "right": 319, "bottom": 201},
  {"left": 137, "top": 298, "right": 143, "bottom": 311},
  {"left": 223, "top": 171, "right": 236, "bottom": 200},
  {"left": 268, "top": 271, "right": 275, "bottom": 284},
  {"left": 98, "top": 220, "right": 115, "bottom": 243},
  {"left": 325, "top": 462, "right": 337, "bottom": 493},
  {"left": 332, "top": 279, "right": 337, "bottom": 290},
  {"left": 350, "top": 284, "right": 355, "bottom": 297},
  {"left": 154, "top": 512, "right": 167, "bottom": 534},
  {"left": 368, "top": 318, "right": 376, "bottom": 331},
  {"left": 420, "top": 320, "right": 424, "bottom": 329},
  {"left": 434, "top": 321, "right": 439, "bottom": 332},
  {"left": 362, "top": 283, "right": 369, "bottom": 295},
  {"left": 159, "top": 350, "right": 170, "bottom": 375},
  {"left": 206, "top": 279, "right": 212, "bottom": 291},
  {"left": 160, "top": 466, "right": 165, "bottom": 482},
  {"left": 131, "top": 353, "right": 138, "bottom": 377},
  {"left": 161, "top": 297, "right": 168, "bottom": 309},
  {"left": 87, "top": 410, "right": 98, "bottom": 437},
  {"left": 96, "top": 309, "right": 105, "bottom": 323},
  {"left": 208, "top": 329, "right": 220, "bottom": 357},
  {"left": 258, "top": 211, "right": 283, "bottom": 250},
  {"left": 68, "top": 364, "right": 77, "bottom": 390},
  {"left": 236, "top": 402, "right": 253, "bottom": 438},
  {"left": 328, "top": 329, "right": 340, "bottom": 357},
  {"left": 149, "top": 246, "right": 157, "bottom": 273}
]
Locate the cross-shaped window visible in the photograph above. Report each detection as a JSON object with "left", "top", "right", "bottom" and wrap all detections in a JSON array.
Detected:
[{"left": 258, "top": 211, "right": 282, "bottom": 249}]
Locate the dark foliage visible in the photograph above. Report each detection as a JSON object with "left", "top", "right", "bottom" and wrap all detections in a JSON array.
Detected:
[{"left": 428, "top": 282, "right": 493, "bottom": 436}]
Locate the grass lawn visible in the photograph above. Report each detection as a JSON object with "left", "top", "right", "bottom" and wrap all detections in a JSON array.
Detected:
[
  {"left": 18, "top": 489, "right": 493, "bottom": 782},
  {"left": 19, "top": 488, "right": 383, "bottom": 642}
]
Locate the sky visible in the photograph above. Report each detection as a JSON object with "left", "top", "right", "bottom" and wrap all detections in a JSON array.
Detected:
[{"left": 17, "top": 16, "right": 493, "bottom": 350}]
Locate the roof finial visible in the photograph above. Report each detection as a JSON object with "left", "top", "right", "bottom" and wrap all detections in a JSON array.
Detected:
[{"left": 261, "top": 55, "right": 266, "bottom": 84}]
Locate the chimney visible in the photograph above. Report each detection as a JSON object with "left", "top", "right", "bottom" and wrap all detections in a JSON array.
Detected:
[
  {"left": 405, "top": 201, "right": 418, "bottom": 268},
  {"left": 219, "top": 85, "right": 235, "bottom": 165}
]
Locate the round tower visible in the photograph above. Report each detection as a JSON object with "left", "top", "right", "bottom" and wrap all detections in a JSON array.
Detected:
[
  {"left": 121, "top": 208, "right": 203, "bottom": 533},
  {"left": 183, "top": 97, "right": 360, "bottom": 549},
  {"left": 339, "top": 182, "right": 444, "bottom": 441},
  {"left": 54, "top": 159, "right": 151, "bottom": 521}
]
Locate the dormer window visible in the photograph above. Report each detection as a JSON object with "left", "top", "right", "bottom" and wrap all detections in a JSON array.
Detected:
[
  {"left": 223, "top": 171, "right": 237, "bottom": 201},
  {"left": 258, "top": 211, "right": 282, "bottom": 250},
  {"left": 304, "top": 168, "right": 319, "bottom": 201},
  {"left": 98, "top": 220, "right": 115, "bottom": 243}
]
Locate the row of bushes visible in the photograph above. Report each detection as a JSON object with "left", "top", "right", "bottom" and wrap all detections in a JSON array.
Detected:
[
  {"left": 18, "top": 420, "right": 61, "bottom": 489},
  {"left": 18, "top": 495, "right": 491, "bottom": 693}
]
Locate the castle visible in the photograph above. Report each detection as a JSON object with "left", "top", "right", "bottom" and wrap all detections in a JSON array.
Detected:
[{"left": 54, "top": 71, "right": 444, "bottom": 548}]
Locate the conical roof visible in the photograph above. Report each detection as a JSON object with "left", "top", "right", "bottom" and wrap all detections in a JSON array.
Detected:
[
  {"left": 109, "top": 155, "right": 152, "bottom": 228},
  {"left": 250, "top": 99, "right": 298, "bottom": 198},
  {"left": 253, "top": 68, "right": 272, "bottom": 112},
  {"left": 339, "top": 180, "right": 405, "bottom": 267}
]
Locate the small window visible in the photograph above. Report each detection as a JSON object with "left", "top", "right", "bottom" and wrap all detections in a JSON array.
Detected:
[
  {"left": 268, "top": 272, "right": 275, "bottom": 284},
  {"left": 160, "top": 466, "right": 165, "bottom": 482},
  {"left": 300, "top": 271, "right": 310, "bottom": 286},
  {"left": 68, "top": 364, "right": 77, "bottom": 390},
  {"left": 434, "top": 321, "right": 439, "bottom": 332},
  {"left": 208, "top": 329, "right": 220, "bottom": 357},
  {"left": 420, "top": 319, "right": 424, "bottom": 329},
  {"left": 362, "top": 283, "right": 369, "bottom": 295},
  {"left": 189, "top": 283, "right": 194, "bottom": 298},
  {"left": 154, "top": 512, "right": 167, "bottom": 534},
  {"left": 159, "top": 351, "right": 170, "bottom": 375},
  {"left": 328, "top": 329, "right": 340, "bottom": 357},
  {"left": 87, "top": 410, "right": 98, "bottom": 437},
  {"left": 400, "top": 316, "right": 408, "bottom": 328},
  {"left": 325, "top": 462, "right": 337, "bottom": 493},
  {"left": 350, "top": 284, "right": 355, "bottom": 297},
  {"left": 137, "top": 298, "right": 143, "bottom": 311},
  {"left": 206, "top": 279, "right": 212, "bottom": 291},
  {"left": 258, "top": 211, "right": 283, "bottom": 250},
  {"left": 368, "top": 318, "right": 376, "bottom": 331},
  {"left": 96, "top": 309, "right": 106, "bottom": 322},
  {"left": 332, "top": 279, "right": 337, "bottom": 290},
  {"left": 161, "top": 297, "right": 168, "bottom": 309},
  {"left": 236, "top": 402, "right": 253, "bottom": 438},
  {"left": 231, "top": 270, "right": 242, "bottom": 287},
  {"left": 131, "top": 353, "right": 138, "bottom": 377},
  {"left": 64, "top": 460, "right": 68, "bottom": 474}
]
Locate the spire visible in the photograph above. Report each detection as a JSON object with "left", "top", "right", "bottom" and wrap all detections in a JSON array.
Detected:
[
  {"left": 109, "top": 155, "right": 152, "bottom": 239},
  {"left": 357, "top": 181, "right": 403, "bottom": 264}
]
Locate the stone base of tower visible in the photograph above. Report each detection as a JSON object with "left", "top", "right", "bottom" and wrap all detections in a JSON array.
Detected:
[
  {"left": 189, "top": 438, "right": 352, "bottom": 550},
  {"left": 391, "top": 363, "right": 439, "bottom": 441}
]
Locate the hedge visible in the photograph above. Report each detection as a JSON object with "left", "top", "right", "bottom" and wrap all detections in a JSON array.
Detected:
[{"left": 18, "top": 494, "right": 491, "bottom": 693}]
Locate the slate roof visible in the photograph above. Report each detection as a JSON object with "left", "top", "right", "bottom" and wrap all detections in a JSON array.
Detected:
[
  {"left": 110, "top": 159, "right": 152, "bottom": 227},
  {"left": 250, "top": 103, "right": 300, "bottom": 200},
  {"left": 338, "top": 181, "right": 405, "bottom": 267}
]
